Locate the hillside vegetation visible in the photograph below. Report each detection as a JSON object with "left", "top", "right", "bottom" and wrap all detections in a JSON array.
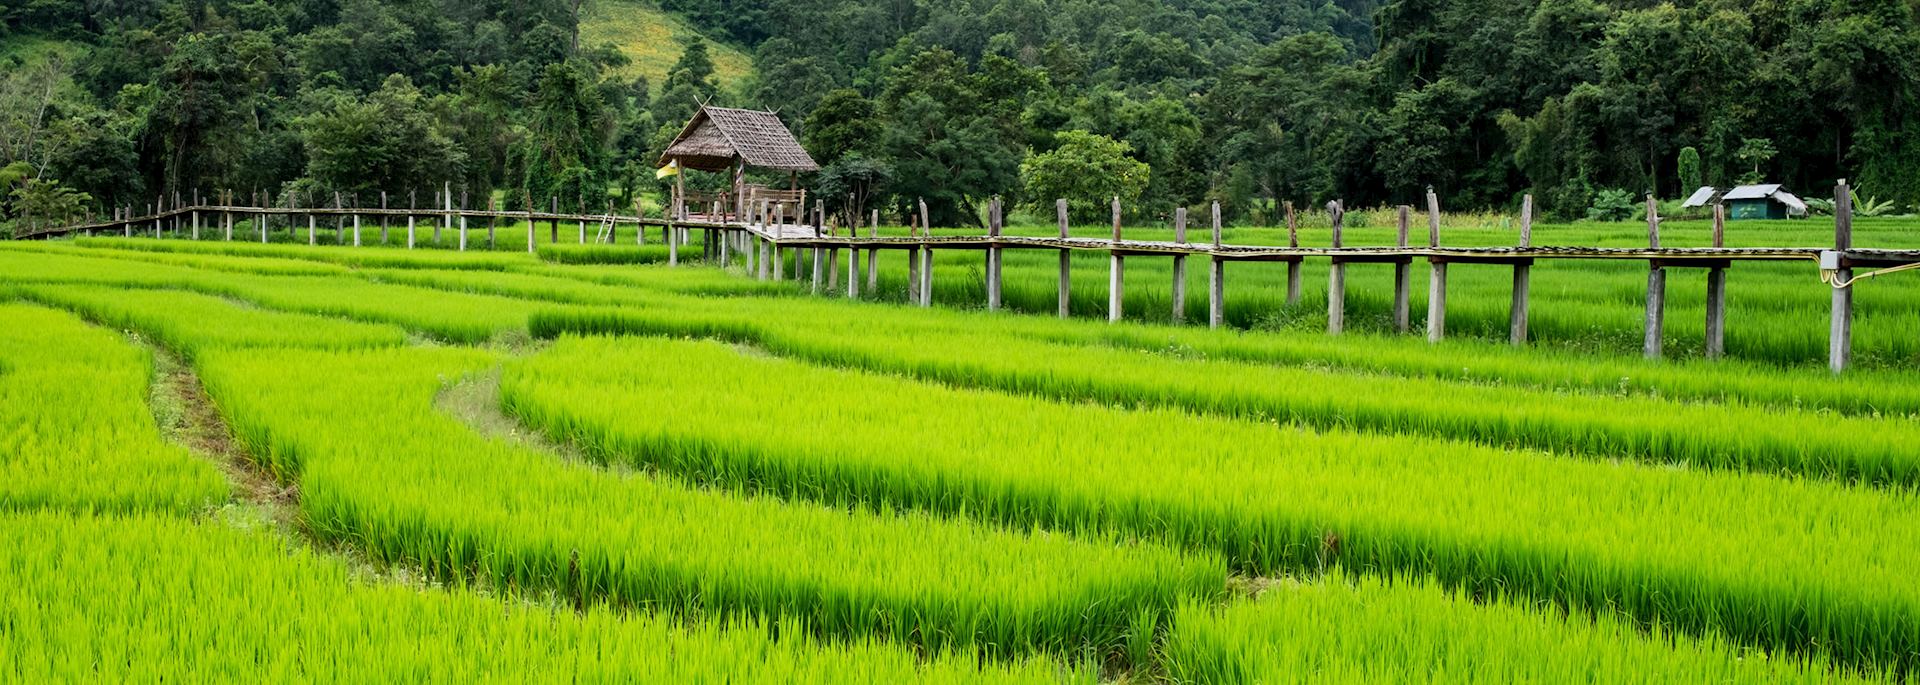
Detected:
[{"left": 579, "top": 0, "right": 753, "bottom": 94}]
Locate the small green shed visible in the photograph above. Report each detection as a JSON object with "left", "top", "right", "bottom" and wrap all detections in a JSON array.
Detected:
[{"left": 1720, "top": 184, "right": 1807, "bottom": 220}]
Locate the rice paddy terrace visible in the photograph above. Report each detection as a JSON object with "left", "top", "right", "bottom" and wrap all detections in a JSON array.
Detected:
[{"left": 6, "top": 203, "right": 1920, "bottom": 681}]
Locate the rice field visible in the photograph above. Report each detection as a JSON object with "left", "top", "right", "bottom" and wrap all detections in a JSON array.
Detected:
[{"left": 4, "top": 217, "right": 1919, "bottom": 681}]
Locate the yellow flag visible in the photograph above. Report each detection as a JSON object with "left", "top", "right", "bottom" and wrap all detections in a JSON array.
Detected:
[{"left": 655, "top": 161, "right": 681, "bottom": 180}]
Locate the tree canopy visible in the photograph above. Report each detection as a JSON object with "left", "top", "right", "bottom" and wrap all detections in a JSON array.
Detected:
[{"left": 3, "top": 0, "right": 1914, "bottom": 231}]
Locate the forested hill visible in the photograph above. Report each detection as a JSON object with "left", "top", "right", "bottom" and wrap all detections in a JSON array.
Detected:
[{"left": 2, "top": 0, "right": 1916, "bottom": 234}]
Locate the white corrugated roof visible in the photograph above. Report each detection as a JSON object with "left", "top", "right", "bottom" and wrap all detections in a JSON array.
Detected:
[
  {"left": 1722, "top": 184, "right": 1783, "bottom": 201},
  {"left": 1681, "top": 186, "right": 1719, "bottom": 207},
  {"left": 1773, "top": 191, "right": 1808, "bottom": 214}
]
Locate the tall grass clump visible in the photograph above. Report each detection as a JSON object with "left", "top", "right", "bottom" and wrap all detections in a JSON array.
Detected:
[
  {"left": 503, "top": 335, "right": 1920, "bottom": 673},
  {"left": 0, "top": 510, "right": 1087, "bottom": 683},
  {"left": 1164, "top": 574, "right": 1888, "bottom": 684},
  {"left": 0, "top": 303, "right": 227, "bottom": 513},
  {"left": 194, "top": 345, "right": 1223, "bottom": 658}
]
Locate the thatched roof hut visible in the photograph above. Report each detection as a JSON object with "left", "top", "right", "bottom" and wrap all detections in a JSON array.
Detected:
[
  {"left": 658, "top": 106, "right": 817, "bottom": 220},
  {"left": 658, "top": 106, "right": 819, "bottom": 173}
]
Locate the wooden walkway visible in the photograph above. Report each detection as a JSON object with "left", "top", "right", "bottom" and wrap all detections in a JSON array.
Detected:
[{"left": 17, "top": 182, "right": 1919, "bottom": 373}]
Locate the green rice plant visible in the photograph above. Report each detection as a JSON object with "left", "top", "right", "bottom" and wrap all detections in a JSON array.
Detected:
[
  {"left": 0, "top": 510, "right": 1086, "bottom": 683},
  {"left": 502, "top": 334, "right": 1920, "bottom": 672},
  {"left": 21, "top": 284, "right": 410, "bottom": 354},
  {"left": 0, "top": 303, "right": 227, "bottom": 514},
  {"left": 73, "top": 236, "right": 537, "bottom": 270},
  {"left": 194, "top": 344, "right": 1223, "bottom": 658},
  {"left": 1164, "top": 574, "right": 1886, "bottom": 684},
  {"left": 527, "top": 304, "right": 1920, "bottom": 486},
  {"left": 6, "top": 241, "right": 352, "bottom": 276},
  {"left": 537, "top": 243, "right": 679, "bottom": 265}
]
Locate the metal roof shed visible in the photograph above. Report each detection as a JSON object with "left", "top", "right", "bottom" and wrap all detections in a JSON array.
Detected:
[{"left": 1721, "top": 184, "right": 1807, "bottom": 220}]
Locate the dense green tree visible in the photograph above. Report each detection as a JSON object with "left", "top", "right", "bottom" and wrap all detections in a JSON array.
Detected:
[
  {"left": 300, "top": 75, "right": 466, "bottom": 196},
  {"left": 1676, "top": 146, "right": 1701, "bottom": 195},
  {"left": 516, "top": 61, "right": 614, "bottom": 211},
  {"left": 875, "top": 49, "right": 1033, "bottom": 226},
  {"left": 1020, "top": 130, "right": 1150, "bottom": 222},
  {"left": 803, "top": 89, "right": 880, "bottom": 164}
]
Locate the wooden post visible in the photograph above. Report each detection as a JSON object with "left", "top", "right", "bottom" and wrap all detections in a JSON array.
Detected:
[
  {"left": 1512, "top": 195, "right": 1534, "bottom": 346},
  {"left": 1327, "top": 200, "right": 1346, "bottom": 335},
  {"left": 1058, "top": 198, "right": 1071, "bottom": 318},
  {"left": 458, "top": 190, "right": 468, "bottom": 251},
  {"left": 406, "top": 190, "right": 415, "bottom": 249},
  {"left": 192, "top": 207, "right": 200, "bottom": 240},
  {"left": 310, "top": 192, "right": 319, "bottom": 246},
  {"left": 987, "top": 196, "right": 1003, "bottom": 311},
  {"left": 1285, "top": 201, "right": 1301, "bottom": 305},
  {"left": 1426, "top": 187, "right": 1441, "bottom": 247},
  {"left": 668, "top": 207, "right": 680, "bottom": 266},
  {"left": 918, "top": 198, "right": 929, "bottom": 238},
  {"left": 224, "top": 192, "right": 233, "bottom": 241},
  {"left": 1210, "top": 201, "right": 1225, "bottom": 328},
  {"left": 845, "top": 240, "right": 858, "bottom": 297},
  {"left": 1713, "top": 201, "right": 1726, "bottom": 248},
  {"left": 868, "top": 209, "right": 881, "bottom": 291},
  {"left": 1830, "top": 180, "right": 1854, "bottom": 373},
  {"left": 1644, "top": 194, "right": 1665, "bottom": 359},
  {"left": 1425, "top": 188, "right": 1446, "bottom": 343},
  {"left": 577, "top": 194, "right": 586, "bottom": 244},
  {"left": 438, "top": 183, "right": 449, "bottom": 243},
  {"left": 489, "top": 197, "right": 498, "bottom": 248},
  {"left": 1705, "top": 202, "right": 1728, "bottom": 359},
  {"left": 1393, "top": 205, "right": 1412, "bottom": 333},
  {"left": 352, "top": 197, "right": 362, "bottom": 247},
  {"left": 526, "top": 192, "right": 536, "bottom": 253},
  {"left": 1171, "top": 207, "right": 1188, "bottom": 323},
  {"left": 919, "top": 246, "right": 934, "bottom": 307},
  {"left": 1108, "top": 196, "right": 1123, "bottom": 322},
  {"left": 380, "top": 191, "right": 390, "bottom": 244},
  {"left": 811, "top": 246, "right": 824, "bottom": 294}
]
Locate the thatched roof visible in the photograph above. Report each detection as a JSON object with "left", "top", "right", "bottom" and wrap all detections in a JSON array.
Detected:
[{"left": 658, "top": 106, "right": 820, "bottom": 173}]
